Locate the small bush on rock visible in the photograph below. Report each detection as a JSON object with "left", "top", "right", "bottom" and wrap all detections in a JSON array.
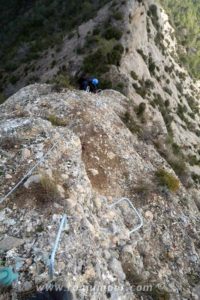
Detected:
[
  {"left": 0, "top": 93, "right": 6, "bottom": 104},
  {"left": 83, "top": 48, "right": 109, "bottom": 74},
  {"left": 112, "top": 11, "right": 123, "bottom": 20},
  {"left": 136, "top": 102, "right": 146, "bottom": 117},
  {"left": 131, "top": 71, "right": 138, "bottom": 80},
  {"left": 107, "top": 44, "right": 124, "bottom": 66},
  {"left": 31, "top": 174, "right": 62, "bottom": 206},
  {"left": 47, "top": 114, "right": 68, "bottom": 127},
  {"left": 137, "top": 49, "right": 148, "bottom": 62},
  {"left": 121, "top": 111, "right": 141, "bottom": 135},
  {"left": 52, "top": 74, "right": 73, "bottom": 91},
  {"left": 155, "top": 168, "right": 180, "bottom": 192},
  {"left": 103, "top": 26, "right": 123, "bottom": 40}
]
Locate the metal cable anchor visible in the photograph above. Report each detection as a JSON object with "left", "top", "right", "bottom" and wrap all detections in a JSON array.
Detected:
[{"left": 49, "top": 214, "right": 68, "bottom": 280}]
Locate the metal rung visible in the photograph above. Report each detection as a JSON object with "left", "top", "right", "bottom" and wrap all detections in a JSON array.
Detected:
[{"left": 108, "top": 197, "right": 143, "bottom": 235}]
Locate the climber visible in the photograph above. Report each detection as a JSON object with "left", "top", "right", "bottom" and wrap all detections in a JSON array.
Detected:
[
  {"left": 78, "top": 73, "right": 88, "bottom": 91},
  {"left": 88, "top": 78, "right": 99, "bottom": 93},
  {"left": 78, "top": 74, "right": 99, "bottom": 93}
]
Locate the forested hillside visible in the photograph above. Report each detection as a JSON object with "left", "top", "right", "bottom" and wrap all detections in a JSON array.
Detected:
[
  {"left": 159, "top": 0, "right": 200, "bottom": 79},
  {"left": 0, "top": 0, "right": 109, "bottom": 92}
]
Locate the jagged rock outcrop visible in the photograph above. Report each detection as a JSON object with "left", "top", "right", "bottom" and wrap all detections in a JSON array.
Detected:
[{"left": 0, "top": 84, "right": 200, "bottom": 299}]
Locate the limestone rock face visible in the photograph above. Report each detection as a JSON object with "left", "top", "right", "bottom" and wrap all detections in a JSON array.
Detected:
[{"left": 0, "top": 84, "right": 200, "bottom": 299}]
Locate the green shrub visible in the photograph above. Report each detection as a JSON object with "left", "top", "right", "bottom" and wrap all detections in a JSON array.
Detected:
[
  {"left": 85, "top": 35, "right": 99, "bottom": 47},
  {"left": 0, "top": 166, "right": 4, "bottom": 176},
  {"left": 185, "top": 94, "right": 199, "bottom": 114},
  {"left": 100, "top": 79, "right": 112, "bottom": 89},
  {"left": 144, "top": 79, "right": 154, "bottom": 89},
  {"left": 177, "top": 103, "right": 187, "bottom": 120},
  {"left": 153, "top": 93, "right": 164, "bottom": 107},
  {"left": 163, "top": 86, "right": 172, "bottom": 96},
  {"left": 165, "top": 99, "right": 170, "bottom": 107},
  {"left": 152, "top": 93, "right": 173, "bottom": 134},
  {"left": 155, "top": 168, "right": 180, "bottom": 192},
  {"left": 4, "top": 62, "right": 18, "bottom": 72},
  {"left": 188, "top": 155, "right": 200, "bottom": 166},
  {"left": 0, "top": 93, "right": 6, "bottom": 104},
  {"left": 84, "top": 43, "right": 123, "bottom": 74},
  {"left": 171, "top": 142, "right": 181, "bottom": 154},
  {"left": 148, "top": 4, "right": 160, "bottom": 30},
  {"left": 121, "top": 111, "right": 141, "bottom": 135},
  {"left": 149, "top": 286, "right": 170, "bottom": 300},
  {"left": 103, "top": 26, "right": 123, "bottom": 40},
  {"left": 133, "top": 78, "right": 154, "bottom": 97},
  {"left": 155, "top": 136, "right": 189, "bottom": 184},
  {"left": 149, "top": 4, "right": 158, "bottom": 19},
  {"left": 76, "top": 46, "right": 85, "bottom": 54},
  {"left": 51, "top": 60, "right": 56, "bottom": 68},
  {"left": 131, "top": 70, "right": 138, "bottom": 80},
  {"left": 32, "top": 174, "right": 61, "bottom": 205},
  {"left": 132, "top": 82, "right": 146, "bottom": 98},
  {"left": 137, "top": 49, "right": 148, "bottom": 62},
  {"left": 136, "top": 102, "right": 146, "bottom": 116},
  {"left": 52, "top": 74, "right": 73, "bottom": 91},
  {"left": 113, "top": 43, "right": 124, "bottom": 53},
  {"left": 107, "top": 43, "right": 124, "bottom": 66},
  {"left": 154, "top": 32, "right": 165, "bottom": 51},
  {"left": 112, "top": 11, "right": 123, "bottom": 20},
  {"left": 27, "top": 75, "right": 39, "bottom": 84},
  {"left": 176, "top": 82, "right": 183, "bottom": 94},
  {"left": 168, "top": 158, "right": 187, "bottom": 178},
  {"left": 191, "top": 173, "right": 200, "bottom": 184},
  {"left": 148, "top": 56, "right": 156, "bottom": 75},
  {"left": 47, "top": 114, "right": 68, "bottom": 126},
  {"left": 83, "top": 48, "right": 109, "bottom": 75},
  {"left": 165, "top": 65, "right": 173, "bottom": 74},
  {"left": 68, "top": 32, "right": 75, "bottom": 39},
  {"left": 9, "top": 75, "right": 18, "bottom": 84},
  {"left": 166, "top": 78, "right": 170, "bottom": 84},
  {"left": 93, "top": 27, "right": 101, "bottom": 35},
  {"left": 115, "top": 82, "right": 125, "bottom": 93}
]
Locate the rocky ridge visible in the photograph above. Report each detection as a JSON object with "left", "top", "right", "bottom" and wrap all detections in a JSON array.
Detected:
[{"left": 0, "top": 84, "right": 199, "bottom": 299}]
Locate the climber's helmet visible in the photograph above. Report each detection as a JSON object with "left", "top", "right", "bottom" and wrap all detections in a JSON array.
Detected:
[{"left": 92, "top": 78, "right": 99, "bottom": 86}]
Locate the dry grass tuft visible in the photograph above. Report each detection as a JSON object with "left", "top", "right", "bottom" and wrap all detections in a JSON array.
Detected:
[
  {"left": 47, "top": 114, "right": 68, "bottom": 127},
  {"left": 155, "top": 168, "right": 180, "bottom": 192},
  {"left": 32, "top": 175, "right": 61, "bottom": 205}
]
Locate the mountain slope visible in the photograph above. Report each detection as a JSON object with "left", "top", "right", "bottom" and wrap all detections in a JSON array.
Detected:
[{"left": 159, "top": 0, "right": 200, "bottom": 79}]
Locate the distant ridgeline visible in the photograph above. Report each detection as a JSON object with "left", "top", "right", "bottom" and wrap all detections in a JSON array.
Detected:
[
  {"left": 0, "top": 0, "right": 110, "bottom": 91},
  {"left": 159, "top": 0, "right": 200, "bottom": 80}
]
